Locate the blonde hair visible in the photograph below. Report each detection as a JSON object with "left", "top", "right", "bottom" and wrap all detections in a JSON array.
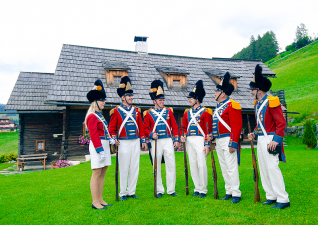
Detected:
[{"left": 84, "top": 102, "right": 96, "bottom": 127}]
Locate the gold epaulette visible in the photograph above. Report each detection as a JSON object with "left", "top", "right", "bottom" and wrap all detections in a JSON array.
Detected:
[
  {"left": 184, "top": 109, "right": 189, "bottom": 114},
  {"left": 253, "top": 100, "right": 258, "bottom": 107},
  {"left": 267, "top": 95, "right": 280, "bottom": 108},
  {"left": 203, "top": 107, "right": 213, "bottom": 115},
  {"left": 143, "top": 109, "right": 151, "bottom": 117},
  {"left": 169, "top": 107, "right": 174, "bottom": 113},
  {"left": 132, "top": 105, "right": 141, "bottom": 113},
  {"left": 109, "top": 106, "right": 118, "bottom": 116},
  {"left": 229, "top": 99, "right": 242, "bottom": 110}
]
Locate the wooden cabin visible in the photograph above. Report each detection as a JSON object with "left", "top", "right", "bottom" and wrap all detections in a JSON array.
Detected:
[{"left": 5, "top": 41, "right": 282, "bottom": 161}]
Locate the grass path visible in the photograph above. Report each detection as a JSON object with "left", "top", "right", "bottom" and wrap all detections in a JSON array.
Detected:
[{"left": 0, "top": 136, "right": 317, "bottom": 224}]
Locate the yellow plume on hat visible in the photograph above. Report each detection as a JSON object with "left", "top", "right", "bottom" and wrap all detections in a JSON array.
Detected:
[
  {"left": 156, "top": 86, "right": 164, "bottom": 96},
  {"left": 126, "top": 82, "right": 132, "bottom": 91}
]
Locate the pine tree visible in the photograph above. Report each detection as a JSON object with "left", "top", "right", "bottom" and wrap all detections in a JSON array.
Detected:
[{"left": 302, "top": 119, "right": 317, "bottom": 149}]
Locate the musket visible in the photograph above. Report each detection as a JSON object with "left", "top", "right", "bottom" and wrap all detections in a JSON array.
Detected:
[
  {"left": 154, "top": 132, "right": 158, "bottom": 198},
  {"left": 181, "top": 125, "right": 189, "bottom": 195},
  {"left": 207, "top": 122, "right": 219, "bottom": 199},
  {"left": 247, "top": 114, "right": 261, "bottom": 203},
  {"left": 115, "top": 128, "right": 119, "bottom": 202}
]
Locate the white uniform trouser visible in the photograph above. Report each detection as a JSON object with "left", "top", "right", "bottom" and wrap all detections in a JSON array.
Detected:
[
  {"left": 216, "top": 136, "right": 241, "bottom": 197},
  {"left": 257, "top": 135, "right": 289, "bottom": 203},
  {"left": 118, "top": 139, "right": 140, "bottom": 197},
  {"left": 151, "top": 138, "right": 176, "bottom": 194},
  {"left": 186, "top": 136, "right": 208, "bottom": 194}
]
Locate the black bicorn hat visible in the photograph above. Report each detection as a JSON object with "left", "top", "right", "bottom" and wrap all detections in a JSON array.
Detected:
[
  {"left": 117, "top": 76, "right": 133, "bottom": 97},
  {"left": 216, "top": 72, "right": 235, "bottom": 96},
  {"left": 187, "top": 80, "right": 206, "bottom": 103},
  {"left": 149, "top": 80, "right": 165, "bottom": 100},
  {"left": 86, "top": 79, "right": 107, "bottom": 103},
  {"left": 249, "top": 64, "right": 272, "bottom": 92}
]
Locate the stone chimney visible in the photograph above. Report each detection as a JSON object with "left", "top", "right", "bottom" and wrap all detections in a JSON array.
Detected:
[{"left": 134, "top": 36, "right": 148, "bottom": 53}]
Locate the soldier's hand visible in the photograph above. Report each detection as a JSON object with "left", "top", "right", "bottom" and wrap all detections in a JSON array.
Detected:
[
  {"left": 174, "top": 141, "right": 180, "bottom": 148},
  {"left": 268, "top": 141, "right": 279, "bottom": 151},
  {"left": 180, "top": 135, "right": 186, "bottom": 143},
  {"left": 229, "top": 147, "right": 236, "bottom": 153},
  {"left": 204, "top": 146, "right": 210, "bottom": 157},
  {"left": 207, "top": 134, "right": 213, "bottom": 141},
  {"left": 152, "top": 133, "right": 159, "bottom": 140},
  {"left": 142, "top": 143, "right": 148, "bottom": 151},
  {"left": 115, "top": 139, "right": 120, "bottom": 146},
  {"left": 248, "top": 133, "right": 255, "bottom": 141}
]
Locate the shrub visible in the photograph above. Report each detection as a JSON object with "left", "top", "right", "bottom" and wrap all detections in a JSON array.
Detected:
[
  {"left": 0, "top": 153, "right": 18, "bottom": 163},
  {"left": 55, "top": 159, "right": 73, "bottom": 168},
  {"left": 302, "top": 119, "right": 317, "bottom": 149}
]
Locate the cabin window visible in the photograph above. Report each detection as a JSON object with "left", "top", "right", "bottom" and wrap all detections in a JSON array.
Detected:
[
  {"left": 156, "top": 67, "right": 188, "bottom": 88},
  {"left": 173, "top": 80, "right": 180, "bottom": 87},
  {"left": 36, "top": 140, "right": 45, "bottom": 151},
  {"left": 114, "top": 76, "right": 121, "bottom": 84}
]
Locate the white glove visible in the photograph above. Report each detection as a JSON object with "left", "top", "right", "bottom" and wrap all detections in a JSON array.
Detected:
[
  {"left": 100, "top": 151, "right": 106, "bottom": 163},
  {"left": 109, "top": 138, "right": 115, "bottom": 145}
]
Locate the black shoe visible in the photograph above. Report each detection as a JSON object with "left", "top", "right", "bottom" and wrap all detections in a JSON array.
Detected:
[
  {"left": 120, "top": 196, "right": 127, "bottom": 201},
  {"left": 262, "top": 199, "right": 277, "bottom": 205},
  {"left": 92, "top": 204, "right": 107, "bottom": 210},
  {"left": 231, "top": 197, "right": 241, "bottom": 204},
  {"left": 221, "top": 194, "right": 232, "bottom": 200},
  {"left": 128, "top": 194, "right": 139, "bottom": 199},
  {"left": 192, "top": 192, "right": 199, "bottom": 197},
  {"left": 101, "top": 203, "right": 113, "bottom": 207},
  {"left": 156, "top": 193, "right": 163, "bottom": 198},
  {"left": 271, "top": 202, "right": 290, "bottom": 209},
  {"left": 169, "top": 192, "right": 178, "bottom": 197},
  {"left": 199, "top": 193, "right": 206, "bottom": 198}
]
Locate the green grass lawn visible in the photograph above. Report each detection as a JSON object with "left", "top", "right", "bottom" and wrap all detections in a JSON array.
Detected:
[
  {"left": 0, "top": 163, "right": 14, "bottom": 171},
  {"left": 268, "top": 41, "right": 318, "bottom": 115},
  {"left": 0, "top": 136, "right": 317, "bottom": 224},
  {"left": 0, "top": 131, "right": 19, "bottom": 155}
]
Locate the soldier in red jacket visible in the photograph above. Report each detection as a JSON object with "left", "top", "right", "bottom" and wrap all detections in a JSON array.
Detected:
[
  {"left": 108, "top": 76, "right": 147, "bottom": 201},
  {"left": 144, "top": 80, "right": 180, "bottom": 198},
  {"left": 180, "top": 80, "right": 212, "bottom": 198},
  {"left": 248, "top": 64, "right": 290, "bottom": 209},
  {"left": 85, "top": 79, "right": 114, "bottom": 210},
  {"left": 208, "top": 72, "right": 242, "bottom": 204}
]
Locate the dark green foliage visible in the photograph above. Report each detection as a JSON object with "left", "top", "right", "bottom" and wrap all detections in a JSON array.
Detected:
[
  {"left": 232, "top": 31, "right": 279, "bottom": 62},
  {"left": 302, "top": 119, "right": 317, "bottom": 148}
]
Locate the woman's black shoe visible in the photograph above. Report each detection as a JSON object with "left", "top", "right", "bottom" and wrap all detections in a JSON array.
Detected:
[
  {"left": 101, "top": 203, "right": 113, "bottom": 207},
  {"left": 92, "top": 204, "right": 107, "bottom": 210}
]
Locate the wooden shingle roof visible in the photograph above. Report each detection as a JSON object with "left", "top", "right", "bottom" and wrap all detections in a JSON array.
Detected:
[
  {"left": 46, "top": 44, "right": 276, "bottom": 110},
  {"left": 5, "top": 72, "right": 64, "bottom": 111}
]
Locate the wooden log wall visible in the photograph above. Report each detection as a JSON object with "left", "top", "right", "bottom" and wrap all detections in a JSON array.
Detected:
[
  {"left": 66, "top": 107, "right": 111, "bottom": 157},
  {"left": 21, "top": 113, "right": 63, "bottom": 160},
  {"left": 18, "top": 114, "right": 24, "bottom": 157},
  {"left": 61, "top": 106, "right": 70, "bottom": 160}
]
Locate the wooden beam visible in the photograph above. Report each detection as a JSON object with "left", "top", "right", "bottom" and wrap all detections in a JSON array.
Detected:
[{"left": 61, "top": 106, "right": 70, "bottom": 160}]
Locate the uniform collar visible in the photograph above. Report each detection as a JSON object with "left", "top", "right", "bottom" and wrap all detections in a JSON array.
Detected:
[
  {"left": 95, "top": 110, "right": 102, "bottom": 116},
  {"left": 153, "top": 107, "right": 164, "bottom": 112},
  {"left": 258, "top": 94, "right": 268, "bottom": 105},
  {"left": 120, "top": 103, "right": 131, "bottom": 110},
  {"left": 192, "top": 104, "right": 202, "bottom": 111},
  {"left": 217, "top": 97, "right": 229, "bottom": 108}
]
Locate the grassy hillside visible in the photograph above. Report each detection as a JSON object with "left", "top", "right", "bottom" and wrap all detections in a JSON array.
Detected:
[
  {"left": 0, "top": 132, "right": 19, "bottom": 155},
  {"left": 0, "top": 136, "right": 317, "bottom": 224},
  {"left": 268, "top": 41, "right": 318, "bottom": 115}
]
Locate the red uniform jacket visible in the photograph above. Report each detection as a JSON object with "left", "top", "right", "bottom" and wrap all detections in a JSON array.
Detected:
[
  {"left": 212, "top": 98, "right": 242, "bottom": 164},
  {"left": 143, "top": 107, "right": 180, "bottom": 142},
  {"left": 109, "top": 104, "right": 146, "bottom": 143},
  {"left": 253, "top": 94, "right": 286, "bottom": 162},
  {"left": 86, "top": 111, "right": 110, "bottom": 153},
  {"left": 180, "top": 105, "right": 212, "bottom": 146}
]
